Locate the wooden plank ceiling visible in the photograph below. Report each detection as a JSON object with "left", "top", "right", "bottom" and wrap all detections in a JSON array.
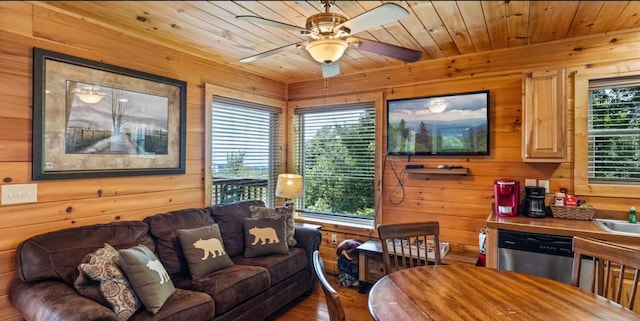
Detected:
[{"left": 39, "top": 1, "right": 640, "bottom": 84}]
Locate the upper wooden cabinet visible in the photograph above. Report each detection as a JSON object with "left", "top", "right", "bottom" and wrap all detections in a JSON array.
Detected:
[{"left": 522, "top": 68, "right": 566, "bottom": 162}]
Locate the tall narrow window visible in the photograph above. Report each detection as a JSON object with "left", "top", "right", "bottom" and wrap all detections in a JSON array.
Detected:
[
  {"left": 588, "top": 77, "right": 640, "bottom": 184},
  {"left": 211, "top": 96, "right": 282, "bottom": 206},
  {"left": 294, "top": 102, "right": 375, "bottom": 221}
]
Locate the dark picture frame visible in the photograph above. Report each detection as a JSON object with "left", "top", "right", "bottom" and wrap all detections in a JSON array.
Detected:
[
  {"left": 386, "top": 90, "right": 490, "bottom": 156},
  {"left": 32, "top": 48, "right": 187, "bottom": 180}
]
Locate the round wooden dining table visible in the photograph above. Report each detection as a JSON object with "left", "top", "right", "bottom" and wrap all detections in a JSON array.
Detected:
[{"left": 368, "top": 264, "right": 640, "bottom": 321}]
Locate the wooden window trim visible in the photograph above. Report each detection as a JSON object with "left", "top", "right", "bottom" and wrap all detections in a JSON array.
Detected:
[
  {"left": 287, "top": 92, "right": 384, "bottom": 226},
  {"left": 573, "top": 62, "right": 640, "bottom": 197},
  {"left": 204, "top": 84, "right": 286, "bottom": 206}
]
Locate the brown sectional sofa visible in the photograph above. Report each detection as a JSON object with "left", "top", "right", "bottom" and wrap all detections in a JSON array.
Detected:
[{"left": 9, "top": 200, "right": 322, "bottom": 321}]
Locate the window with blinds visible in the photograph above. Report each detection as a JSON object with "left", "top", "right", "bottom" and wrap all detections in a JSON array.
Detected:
[
  {"left": 211, "top": 96, "right": 282, "bottom": 206},
  {"left": 588, "top": 77, "right": 640, "bottom": 184},
  {"left": 293, "top": 102, "right": 375, "bottom": 220}
]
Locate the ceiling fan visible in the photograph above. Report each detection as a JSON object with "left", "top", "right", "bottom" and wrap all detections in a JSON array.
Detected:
[{"left": 236, "top": 1, "right": 423, "bottom": 78}]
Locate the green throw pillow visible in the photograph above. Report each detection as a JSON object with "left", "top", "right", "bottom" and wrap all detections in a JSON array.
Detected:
[
  {"left": 250, "top": 205, "right": 297, "bottom": 247},
  {"left": 119, "top": 244, "right": 175, "bottom": 314},
  {"left": 79, "top": 243, "right": 141, "bottom": 321},
  {"left": 177, "top": 224, "right": 233, "bottom": 279},
  {"left": 243, "top": 216, "right": 289, "bottom": 258}
]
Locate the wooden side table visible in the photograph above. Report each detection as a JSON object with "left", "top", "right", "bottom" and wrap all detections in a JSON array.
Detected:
[{"left": 356, "top": 240, "right": 386, "bottom": 293}]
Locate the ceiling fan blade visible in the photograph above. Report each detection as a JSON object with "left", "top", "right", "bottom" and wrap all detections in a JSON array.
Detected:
[
  {"left": 322, "top": 62, "right": 340, "bottom": 78},
  {"left": 335, "top": 3, "right": 409, "bottom": 35},
  {"left": 236, "top": 15, "right": 308, "bottom": 33},
  {"left": 352, "top": 38, "right": 423, "bottom": 62},
  {"left": 240, "top": 42, "right": 307, "bottom": 63}
]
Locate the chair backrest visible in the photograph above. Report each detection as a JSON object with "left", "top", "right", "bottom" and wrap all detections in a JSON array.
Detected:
[
  {"left": 572, "top": 236, "right": 640, "bottom": 310},
  {"left": 312, "top": 250, "right": 345, "bottom": 321},
  {"left": 377, "top": 221, "right": 441, "bottom": 274}
]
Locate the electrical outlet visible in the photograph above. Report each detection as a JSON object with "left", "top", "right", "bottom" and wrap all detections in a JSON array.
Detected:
[
  {"left": 331, "top": 234, "right": 337, "bottom": 244},
  {"left": 539, "top": 180, "right": 550, "bottom": 193},
  {"left": 525, "top": 179, "right": 537, "bottom": 187},
  {"left": 2, "top": 184, "right": 38, "bottom": 205}
]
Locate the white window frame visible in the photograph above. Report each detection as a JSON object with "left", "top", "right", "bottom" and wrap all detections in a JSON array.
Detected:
[
  {"left": 574, "top": 64, "right": 640, "bottom": 197},
  {"left": 205, "top": 84, "right": 286, "bottom": 206},
  {"left": 287, "top": 92, "right": 383, "bottom": 226}
]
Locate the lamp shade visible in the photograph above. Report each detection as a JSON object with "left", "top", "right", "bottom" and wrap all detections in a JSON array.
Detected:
[
  {"left": 275, "top": 174, "right": 303, "bottom": 199},
  {"left": 306, "top": 39, "right": 348, "bottom": 64}
]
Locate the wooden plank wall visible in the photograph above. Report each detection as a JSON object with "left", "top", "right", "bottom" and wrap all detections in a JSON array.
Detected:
[
  {"left": 0, "top": 3, "right": 285, "bottom": 319},
  {"left": 3, "top": 2, "right": 640, "bottom": 319},
  {"left": 379, "top": 74, "right": 528, "bottom": 250},
  {"left": 288, "top": 28, "right": 640, "bottom": 258}
]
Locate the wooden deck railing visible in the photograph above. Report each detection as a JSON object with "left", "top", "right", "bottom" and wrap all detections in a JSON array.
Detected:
[{"left": 212, "top": 177, "right": 268, "bottom": 205}]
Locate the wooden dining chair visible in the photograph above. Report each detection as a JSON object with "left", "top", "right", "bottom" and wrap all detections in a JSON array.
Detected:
[
  {"left": 377, "top": 221, "right": 441, "bottom": 275},
  {"left": 572, "top": 236, "right": 640, "bottom": 310},
  {"left": 312, "top": 250, "right": 346, "bottom": 321}
]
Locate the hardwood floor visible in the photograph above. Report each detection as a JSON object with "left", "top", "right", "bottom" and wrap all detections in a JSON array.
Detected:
[{"left": 269, "top": 274, "right": 372, "bottom": 321}]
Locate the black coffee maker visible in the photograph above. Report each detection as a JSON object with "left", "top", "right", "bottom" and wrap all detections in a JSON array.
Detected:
[{"left": 521, "top": 186, "right": 547, "bottom": 218}]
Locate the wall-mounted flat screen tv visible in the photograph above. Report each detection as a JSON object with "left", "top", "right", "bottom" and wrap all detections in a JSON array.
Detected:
[{"left": 387, "top": 90, "right": 490, "bottom": 156}]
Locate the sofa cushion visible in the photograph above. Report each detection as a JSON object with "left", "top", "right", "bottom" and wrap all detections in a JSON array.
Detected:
[
  {"left": 243, "top": 216, "right": 289, "bottom": 257},
  {"left": 143, "top": 208, "right": 215, "bottom": 277},
  {"left": 74, "top": 267, "right": 109, "bottom": 307},
  {"left": 177, "top": 224, "right": 233, "bottom": 279},
  {"left": 208, "top": 200, "right": 265, "bottom": 257},
  {"left": 173, "top": 264, "right": 270, "bottom": 315},
  {"left": 16, "top": 221, "right": 154, "bottom": 285},
  {"left": 250, "top": 205, "right": 297, "bottom": 247},
  {"left": 119, "top": 245, "right": 176, "bottom": 314},
  {"left": 128, "top": 288, "right": 214, "bottom": 321},
  {"left": 232, "top": 247, "right": 307, "bottom": 285},
  {"left": 79, "top": 243, "right": 141, "bottom": 320},
  {"left": 10, "top": 279, "right": 121, "bottom": 321}
]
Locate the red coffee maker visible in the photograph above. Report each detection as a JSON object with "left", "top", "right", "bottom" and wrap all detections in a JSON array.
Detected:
[{"left": 494, "top": 179, "right": 520, "bottom": 217}]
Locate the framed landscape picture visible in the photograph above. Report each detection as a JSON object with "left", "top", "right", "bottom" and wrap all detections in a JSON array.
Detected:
[{"left": 32, "top": 48, "right": 187, "bottom": 180}]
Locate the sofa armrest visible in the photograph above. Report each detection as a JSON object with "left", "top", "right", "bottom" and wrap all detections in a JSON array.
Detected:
[
  {"left": 10, "top": 278, "right": 119, "bottom": 321},
  {"left": 293, "top": 226, "right": 322, "bottom": 277}
]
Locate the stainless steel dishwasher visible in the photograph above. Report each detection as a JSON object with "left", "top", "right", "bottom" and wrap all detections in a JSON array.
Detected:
[{"left": 497, "top": 229, "right": 592, "bottom": 286}]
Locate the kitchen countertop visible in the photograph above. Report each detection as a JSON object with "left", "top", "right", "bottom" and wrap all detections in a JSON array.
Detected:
[
  {"left": 486, "top": 213, "right": 640, "bottom": 245},
  {"left": 484, "top": 213, "right": 640, "bottom": 268}
]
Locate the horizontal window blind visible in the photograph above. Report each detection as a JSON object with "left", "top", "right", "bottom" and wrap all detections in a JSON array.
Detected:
[
  {"left": 211, "top": 96, "right": 281, "bottom": 206},
  {"left": 588, "top": 78, "right": 640, "bottom": 183},
  {"left": 294, "top": 102, "right": 375, "bottom": 218}
]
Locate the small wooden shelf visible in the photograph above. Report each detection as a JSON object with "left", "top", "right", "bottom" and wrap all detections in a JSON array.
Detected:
[{"left": 405, "top": 167, "right": 468, "bottom": 175}]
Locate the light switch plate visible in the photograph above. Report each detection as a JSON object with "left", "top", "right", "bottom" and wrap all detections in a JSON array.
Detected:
[
  {"left": 2, "top": 184, "right": 38, "bottom": 205},
  {"left": 538, "top": 180, "right": 550, "bottom": 193},
  {"left": 525, "top": 179, "right": 537, "bottom": 187}
]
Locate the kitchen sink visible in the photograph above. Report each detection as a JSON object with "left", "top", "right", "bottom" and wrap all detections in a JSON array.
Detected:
[{"left": 594, "top": 218, "right": 640, "bottom": 236}]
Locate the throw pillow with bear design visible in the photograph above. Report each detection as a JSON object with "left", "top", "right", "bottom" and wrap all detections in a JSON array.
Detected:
[
  {"left": 243, "top": 216, "right": 289, "bottom": 257},
  {"left": 249, "top": 205, "right": 297, "bottom": 247},
  {"left": 177, "top": 224, "right": 233, "bottom": 279}
]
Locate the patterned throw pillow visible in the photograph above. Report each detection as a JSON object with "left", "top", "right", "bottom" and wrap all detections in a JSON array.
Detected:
[
  {"left": 249, "top": 205, "right": 297, "bottom": 247},
  {"left": 119, "top": 245, "right": 175, "bottom": 314},
  {"left": 177, "top": 224, "right": 234, "bottom": 279},
  {"left": 243, "top": 216, "right": 289, "bottom": 257},
  {"left": 78, "top": 243, "right": 141, "bottom": 321}
]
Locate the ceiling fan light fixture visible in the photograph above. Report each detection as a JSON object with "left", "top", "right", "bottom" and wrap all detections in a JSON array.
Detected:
[
  {"left": 427, "top": 98, "right": 447, "bottom": 113},
  {"left": 306, "top": 39, "right": 348, "bottom": 64},
  {"left": 76, "top": 86, "right": 106, "bottom": 104},
  {"left": 77, "top": 93, "right": 105, "bottom": 104}
]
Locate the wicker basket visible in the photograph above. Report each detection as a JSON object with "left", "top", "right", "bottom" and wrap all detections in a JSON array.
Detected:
[{"left": 551, "top": 205, "right": 595, "bottom": 220}]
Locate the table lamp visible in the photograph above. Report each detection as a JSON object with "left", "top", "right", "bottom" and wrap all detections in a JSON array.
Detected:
[{"left": 275, "top": 174, "right": 303, "bottom": 208}]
